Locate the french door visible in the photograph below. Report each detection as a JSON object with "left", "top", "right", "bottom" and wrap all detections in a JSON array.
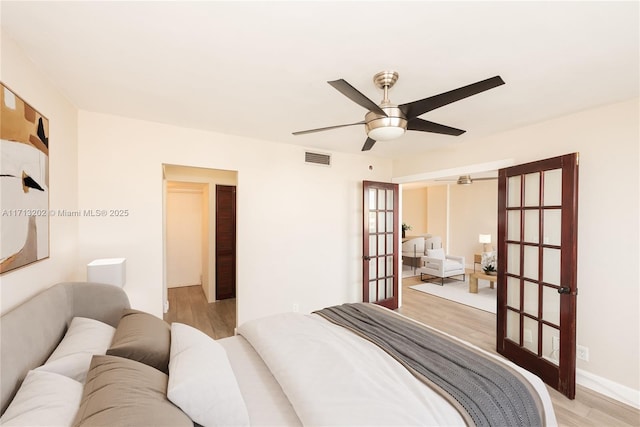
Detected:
[
  {"left": 497, "top": 153, "right": 579, "bottom": 399},
  {"left": 362, "top": 181, "right": 399, "bottom": 310}
]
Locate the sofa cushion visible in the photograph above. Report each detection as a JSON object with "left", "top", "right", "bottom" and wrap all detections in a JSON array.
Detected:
[
  {"left": 106, "top": 309, "right": 170, "bottom": 373},
  {"left": 0, "top": 370, "right": 83, "bottom": 426},
  {"left": 36, "top": 317, "right": 115, "bottom": 383},
  {"left": 73, "top": 355, "right": 191, "bottom": 427},
  {"left": 444, "top": 259, "right": 464, "bottom": 272},
  {"left": 427, "top": 248, "right": 445, "bottom": 260}
]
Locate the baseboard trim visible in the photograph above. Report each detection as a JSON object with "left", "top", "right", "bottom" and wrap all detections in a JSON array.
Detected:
[{"left": 577, "top": 368, "right": 640, "bottom": 409}]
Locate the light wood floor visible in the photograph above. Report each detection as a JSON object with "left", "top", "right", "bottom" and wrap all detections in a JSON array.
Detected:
[
  {"left": 164, "top": 285, "right": 235, "bottom": 339},
  {"left": 165, "top": 280, "right": 639, "bottom": 426}
]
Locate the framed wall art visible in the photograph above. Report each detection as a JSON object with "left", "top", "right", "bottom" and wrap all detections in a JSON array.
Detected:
[{"left": 1, "top": 83, "right": 50, "bottom": 273}]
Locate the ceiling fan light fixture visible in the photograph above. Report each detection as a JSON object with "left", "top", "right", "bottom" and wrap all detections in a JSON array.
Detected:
[
  {"left": 365, "top": 106, "right": 407, "bottom": 141},
  {"left": 367, "top": 125, "right": 406, "bottom": 141},
  {"left": 457, "top": 175, "right": 473, "bottom": 185}
]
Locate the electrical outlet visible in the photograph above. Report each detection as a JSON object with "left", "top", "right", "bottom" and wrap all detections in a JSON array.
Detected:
[
  {"left": 292, "top": 303, "right": 299, "bottom": 313},
  {"left": 577, "top": 345, "right": 589, "bottom": 361}
]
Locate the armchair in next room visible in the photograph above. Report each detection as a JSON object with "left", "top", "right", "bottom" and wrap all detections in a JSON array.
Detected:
[{"left": 418, "top": 247, "right": 465, "bottom": 286}]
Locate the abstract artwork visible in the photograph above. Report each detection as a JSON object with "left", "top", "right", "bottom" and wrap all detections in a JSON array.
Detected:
[{"left": 1, "top": 83, "right": 49, "bottom": 273}]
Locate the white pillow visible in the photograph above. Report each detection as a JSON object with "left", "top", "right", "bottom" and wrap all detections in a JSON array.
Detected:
[
  {"left": 168, "top": 323, "right": 250, "bottom": 427},
  {"left": 427, "top": 248, "right": 445, "bottom": 260},
  {"left": 0, "top": 370, "right": 83, "bottom": 426},
  {"left": 36, "top": 317, "right": 115, "bottom": 383}
]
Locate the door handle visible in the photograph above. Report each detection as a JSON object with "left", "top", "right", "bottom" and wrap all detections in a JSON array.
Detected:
[
  {"left": 558, "top": 286, "right": 571, "bottom": 294},
  {"left": 363, "top": 255, "right": 371, "bottom": 261}
]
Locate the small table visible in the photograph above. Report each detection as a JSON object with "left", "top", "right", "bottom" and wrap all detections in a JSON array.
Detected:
[{"left": 469, "top": 271, "right": 496, "bottom": 293}]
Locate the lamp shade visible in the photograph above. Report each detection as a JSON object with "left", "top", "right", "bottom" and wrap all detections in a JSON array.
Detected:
[{"left": 479, "top": 234, "right": 491, "bottom": 244}]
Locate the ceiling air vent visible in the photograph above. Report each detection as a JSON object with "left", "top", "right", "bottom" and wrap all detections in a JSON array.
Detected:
[{"left": 304, "top": 151, "right": 331, "bottom": 167}]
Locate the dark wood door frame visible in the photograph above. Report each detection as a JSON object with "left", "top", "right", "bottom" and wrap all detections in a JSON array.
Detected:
[{"left": 215, "top": 185, "right": 236, "bottom": 300}]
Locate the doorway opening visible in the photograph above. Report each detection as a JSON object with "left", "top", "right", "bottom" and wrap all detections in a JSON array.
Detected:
[{"left": 162, "top": 164, "right": 238, "bottom": 339}]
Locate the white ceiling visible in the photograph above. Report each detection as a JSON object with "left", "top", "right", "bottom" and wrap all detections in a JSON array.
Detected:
[{"left": 2, "top": 1, "right": 638, "bottom": 160}]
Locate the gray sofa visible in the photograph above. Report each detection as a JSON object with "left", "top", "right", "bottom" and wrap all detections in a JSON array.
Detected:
[{"left": 0, "top": 282, "right": 130, "bottom": 414}]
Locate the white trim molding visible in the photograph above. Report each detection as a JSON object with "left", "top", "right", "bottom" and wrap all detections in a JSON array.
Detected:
[{"left": 577, "top": 368, "right": 640, "bottom": 409}]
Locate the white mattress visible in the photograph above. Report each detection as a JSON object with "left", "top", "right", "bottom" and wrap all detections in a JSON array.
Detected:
[{"left": 217, "top": 335, "right": 301, "bottom": 426}]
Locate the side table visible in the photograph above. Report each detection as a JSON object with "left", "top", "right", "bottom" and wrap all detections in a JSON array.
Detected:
[{"left": 469, "top": 271, "right": 496, "bottom": 293}]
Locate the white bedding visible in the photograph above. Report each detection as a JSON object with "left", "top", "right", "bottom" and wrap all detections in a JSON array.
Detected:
[
  {"left": 218, "top": 335, "right": 302, "bottom": 426},
  {"left": 237, "top": 310, "right": 558, "bottom": 427}
]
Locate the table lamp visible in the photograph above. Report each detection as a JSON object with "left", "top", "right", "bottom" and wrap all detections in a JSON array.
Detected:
[{"left": 479, "top": 234, "right": 492, "bottom": 253}]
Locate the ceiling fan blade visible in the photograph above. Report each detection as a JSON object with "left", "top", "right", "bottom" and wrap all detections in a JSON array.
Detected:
[
  {"left": 399, "top": 76, "right": 505, "bottom": 120},
  {"left": 472, "top": 177, "right": 498, "bottom": 181},
  {"left": 407, "top": 118, "right": 466, "bottom": 136},
  {"left": 361, "top": 137, "right": 376, "bottom": 151},
  {"left": 292, "top": 121, "right": 365, "bottom": 135},
  {"left": 328, "top": 79, "right": 387, "bottom": 116}
]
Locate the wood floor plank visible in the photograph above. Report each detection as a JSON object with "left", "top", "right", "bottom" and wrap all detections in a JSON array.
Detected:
[
  {"left": 164, "top": 285, "right": 235, "bottom": 340},
  {"left": 188, "top": 286, "right": 217, "bottom": 339},
  {"left": 207, "top": 299, "right": 235, "bottom": 339},
  {"left": 174, "top": 285, "right": 195, "bottom": 325}
]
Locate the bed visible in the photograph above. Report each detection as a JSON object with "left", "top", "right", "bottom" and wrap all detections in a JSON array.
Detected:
[{"left": 0, "top": 282, "right": 557, "bottom": 426}]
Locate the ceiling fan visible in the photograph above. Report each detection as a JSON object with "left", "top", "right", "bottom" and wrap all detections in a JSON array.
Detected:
[
  {"left": 437, "top": 175, "right": 499, "bottom": 185},
  {"left": 293, "top": 71, "right": 505, "bottom": 151}
]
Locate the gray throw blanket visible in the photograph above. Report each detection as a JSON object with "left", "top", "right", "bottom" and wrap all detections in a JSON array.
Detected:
[{"left": 314, "top": 303, "right": 544, "bottom": 427}]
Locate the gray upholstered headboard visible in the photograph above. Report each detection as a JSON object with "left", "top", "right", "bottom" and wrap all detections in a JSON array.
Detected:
[{"left": 0, "top": 282, "right": 130, "bottom": 414}]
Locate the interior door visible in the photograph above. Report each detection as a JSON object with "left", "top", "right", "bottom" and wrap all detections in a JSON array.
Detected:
[
  {"left": 363, "top": 181, "right": 399, "bottom": 310},
  {"left": 215, "top": 185, "right": 236, "bottom": 300},
  {"left": 497, "top": 153, "right": 579, "bottom": 399}
]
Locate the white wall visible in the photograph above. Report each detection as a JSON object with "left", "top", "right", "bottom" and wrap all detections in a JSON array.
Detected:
[
  {"left": 0, "top": 31, "right": 80, "bottom": 314},
  {"left": 449, "top": 181, "right": 498, "bottom": 267},
  {"left": 77, "top": 111, "right": 393, "bottom": 323},
  {"left": 166, "top": 188, "right": 203, "bottom": 288},
  {"left": 401, "top": 187, "right": 428, "bottom": 235},
  {"left": 426, "top": 186, "right": 447, "bottom": 248},
  {"left": 393, "top": 98, "right": 640, "bottom": 403}
]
